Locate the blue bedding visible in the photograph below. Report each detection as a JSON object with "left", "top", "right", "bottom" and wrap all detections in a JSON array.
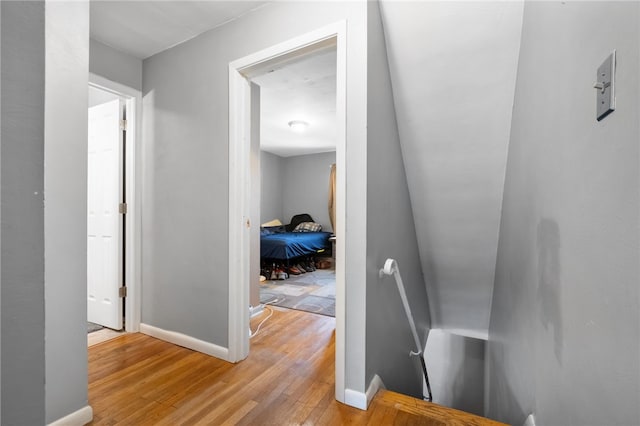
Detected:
[{"left": 260, "top": 231, "right": 331, "bottom": 260}]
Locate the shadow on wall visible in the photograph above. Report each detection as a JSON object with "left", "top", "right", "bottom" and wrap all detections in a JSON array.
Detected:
[
  {"left": 486, "top": 343, "right": 527, "bottom": 424},
  {"left": 449, "top": 336, "right": 485, "bottom": 415},
  {"left": 373, "top": 269, "right": 428, "bottom": 399},
  {"left": 425, "top": 330, "right": 486, "bottom": 416},
  {"left": 537, "top": 218, "right": 563, "bottom": 364},
  {"left": 423, "top": 255, "right": 442, "bottom": 327}
]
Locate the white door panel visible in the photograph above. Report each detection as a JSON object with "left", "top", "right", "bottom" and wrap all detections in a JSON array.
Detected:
[{"left": 87, "top": 98, "right": 123, "bottom": 330}]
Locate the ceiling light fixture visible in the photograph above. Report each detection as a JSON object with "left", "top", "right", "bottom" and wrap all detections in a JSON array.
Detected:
[{"left": 288, "top": 120, "right": 309, "bottom": 132}]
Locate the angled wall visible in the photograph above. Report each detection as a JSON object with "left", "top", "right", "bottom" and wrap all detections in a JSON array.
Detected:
[
  {"left": 487, "top": 2, "right": 640, "bottom": 425},
  {"left": 365, "top": 0, "right": 430, "bottom": 399},
  {"left": 379, "top": 1, "right": 523, "bottom": 335}
]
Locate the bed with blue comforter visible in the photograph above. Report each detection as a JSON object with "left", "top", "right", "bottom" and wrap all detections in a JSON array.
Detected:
[
  {"left": 260, "top": 231, "right": 331, "bottom": 260},
  {"left": 260, "top": 214, "right": 331, "bottom": 260}
]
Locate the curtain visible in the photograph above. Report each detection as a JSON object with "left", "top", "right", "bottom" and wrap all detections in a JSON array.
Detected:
[{"left": 328, "top": 163, "right": 336, "bottom": 232}]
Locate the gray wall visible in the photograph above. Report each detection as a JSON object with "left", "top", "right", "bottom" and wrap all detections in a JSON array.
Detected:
[
  {"left": 282, "top": 151, "right": 335, "bottom": 232},
  {"left": 1, "top": 3, "right": 46, "bottom": 424},
  {"left": 365, "top": 0, "right": 430, "bottom": 399},
  {"left": 487, "top": 2, "right": 640, "bottom": 425},
  {"left": 261, "top": 151, "right": 336, "bottom": 232},
  {"left": 44, "top": 2, "right": 90, "bottom": 423},
  {"left": 141, "top": 2, "right": 368, "bottom": 398},
  {"left": 90, "top": 38, "right": 142, "bottom": 91},
  {"left": 0, "top": 5, "right": 2, "bottom": 420},
  {"left": 260, "top": 151, "right": 283, "bottom": 225},
  {"left": 424, "top": 330, "right": 485, "bottom": 416},
  {"left": 250, "top": 84, "right": 261, "bottom": 308},
  {"left": 0, "top": 3, "right": 90, "bottom": 423}
]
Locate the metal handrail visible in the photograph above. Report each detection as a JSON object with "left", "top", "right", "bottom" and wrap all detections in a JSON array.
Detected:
[{"left": 380, "top": 258, "right": 433, "bottom": 402}]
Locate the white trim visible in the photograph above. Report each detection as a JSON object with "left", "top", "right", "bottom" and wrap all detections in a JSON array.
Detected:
[
  {"left": 140, "top": 323, "right": 230, "bottom": 361},
  {"left": 47, "top": 405, "right": 93, "bottom": 426},
  {"left": 344, "top": 374, "right": 385, "bottom": 411},
  {"left": 333, "top": 20, "right": 347, "bottom": 405},
  {"left": 230, "top": 24, "right": 341, "bottom": 76},
  {"left": 228, "top": 21, "right": 348, "bottom": 399},
  {"left": 249, "top": 304, "right": 265, "bottom": 318},
  {"left": 366, "top": 374, "right": 386, "bottom": 406},
  {"left": 344, "top": 389, "right": 367, "bottom": 411},
  {"left": 88, "top": 73, "right": 142, "bottom": 333},
  {"left": 227, "top": 65, "right": 252, "bottom": 363},
  {"left": 523, "top": 414, "right": 537, "bottom": 426}
]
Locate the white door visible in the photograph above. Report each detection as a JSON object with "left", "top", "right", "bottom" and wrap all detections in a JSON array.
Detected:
[{"left": 87, "top": 99, "right": 124, "bottom": 330}]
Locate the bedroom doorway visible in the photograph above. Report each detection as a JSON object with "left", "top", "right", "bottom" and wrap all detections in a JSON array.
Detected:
[
  {"left": 252, "top": 47, "right": 338, "bottom": 320},
  {"left": 228, "top": 22, "right": 347, "bottom": 402}
]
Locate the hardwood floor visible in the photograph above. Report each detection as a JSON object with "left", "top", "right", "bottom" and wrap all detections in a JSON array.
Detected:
[
  {"left": 88, "top": 328, "right": 126, "bottom": 347},
  {"left": 88, "top": 307, "right": 505, "bottom": 425}
]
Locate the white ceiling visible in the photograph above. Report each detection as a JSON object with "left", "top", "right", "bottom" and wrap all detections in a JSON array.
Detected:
[
  {"left": 90, "top": 1, "right": 269, "bottom": 59},
  {"left": 252, "top": 48, "right": 337, "bottom": 158},
  {"left": 90, "top": 0, "right": 335, "bottom": 158}
]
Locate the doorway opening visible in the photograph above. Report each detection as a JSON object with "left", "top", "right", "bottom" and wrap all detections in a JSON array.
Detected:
[
  {"left": 87, "top": 75, "right": 142, "bottom": 346},
  {"left": 252, "top": 46, "right": 338, "bottom": 320},
  {"left": 228, "top": 22, "right": 347, "bottom": 402},
  {"left": 87, "top": 85, "right": 125, "bottom": 335}
]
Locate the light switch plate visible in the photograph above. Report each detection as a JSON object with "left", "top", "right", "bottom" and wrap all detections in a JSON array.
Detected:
[{"left": 596, "top": 50, "right": 616, "bottom": 121}]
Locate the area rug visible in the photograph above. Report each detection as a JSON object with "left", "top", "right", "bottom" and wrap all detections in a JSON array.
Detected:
[
  {"left": 88, "top": 322, "right": 104, "bottom": 334},
  {"left": 260, "top": 268, "right": 335, "bottom": 317}
]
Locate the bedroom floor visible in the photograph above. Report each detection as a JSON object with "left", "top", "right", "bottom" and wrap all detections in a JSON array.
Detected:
[{"left": 259, "top": 267, "right": 335, "bottom": 317}]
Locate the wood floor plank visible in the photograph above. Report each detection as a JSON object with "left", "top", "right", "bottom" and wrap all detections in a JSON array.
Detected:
[{"left": 88, "top": 308, "right": 505, "bottom": 425}]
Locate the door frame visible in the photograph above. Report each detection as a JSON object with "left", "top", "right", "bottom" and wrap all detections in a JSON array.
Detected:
[
  {"left": 89, "top": 73, "right": 142, "bottom": 332},
  {"left": 228, "top": 21, "right": 347, "bottom": 403}
]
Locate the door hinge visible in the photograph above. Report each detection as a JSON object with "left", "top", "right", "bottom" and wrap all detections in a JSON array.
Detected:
[
  {"left": 119, "top": 203, "right": 128, "bottom": 214},
  {"left": 119, "top": 286, "right": 127, "bottom": 298},
  {"left": 120, "top": 119, "right": 128, "bottom": 131}
]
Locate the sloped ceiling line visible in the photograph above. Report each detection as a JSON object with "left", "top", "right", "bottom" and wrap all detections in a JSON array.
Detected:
[{"left": 378, "top": 0, "right": 524, "bottom": 334}]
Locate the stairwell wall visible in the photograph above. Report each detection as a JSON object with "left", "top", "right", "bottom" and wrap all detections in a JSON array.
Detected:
[
  {"left": 365, "top": 0, "right": 430, "bottom": 399},
  {"left": 487, "top": 2, "right": 640, "bottom": 424}
]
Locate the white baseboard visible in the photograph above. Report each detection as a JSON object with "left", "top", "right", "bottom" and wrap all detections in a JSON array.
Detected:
[
  {"left": 344, "top": 374, "right": 385, "bottom": 410},
  {"left": 48, "top": 405, "right": 93, "bottom": 426},
  {"left": 249, "top": 304, "right": 264, "bottom": 318},
  {"left": 344, "top": 388, "right": 367, "bottom": 410},
  {"left": 140, "top": 323, "right": 230, "bottom": 362},
  {"left": 523, "top": 414, "right": 537, "bottom": 426},
  {"left": 366, "top": 374, "right": 385, "bottom": 406}
]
